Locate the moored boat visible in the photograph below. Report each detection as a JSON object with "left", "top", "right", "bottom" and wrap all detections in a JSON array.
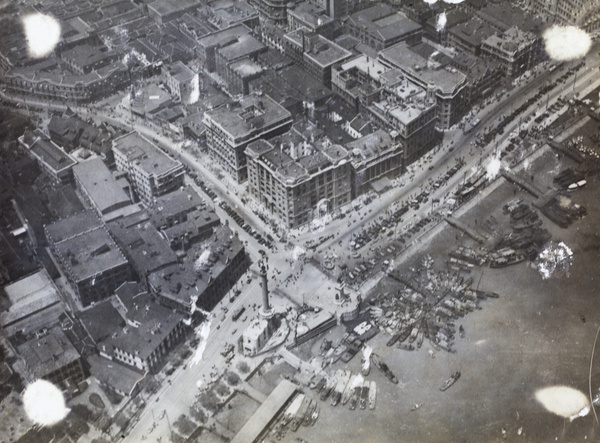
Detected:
[
  {"left": 440, "top": 371, "right": 461, "bottom": 391},
  {"left": 368, "top": 381, "right": 377, "bottom": 410}
]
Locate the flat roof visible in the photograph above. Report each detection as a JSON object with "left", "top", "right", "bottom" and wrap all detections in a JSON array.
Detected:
[
  {"left": 204, "top": 94, "right": 292, "bottom": 142},
  {"left": 151, "top": 186, "right": 204, "bottom": 223},
  {"left": 107, "top": 217, "right": 178, "bottom": 276},
  {"left": 348, "top": 4, "right": 421, "bottom": 43},
  {"left": 288, "top": 2, "right": 333, "bottom": 28},
  {"left": 17, "top": 326, "right": 80, "bottom": 379},
  {"left": 53, "top": 227, "right": 129, "bottom": 282},
  {"left": 379, "top": 42, "right": 467, "bottom": 96},
  {"left": 73, "top": 159, "right": 132, "bottom": 215},
  {"left": 148, "top": 0, "right": 199, "bottom": 17},
  {"left": 113, "top": 132, "right": 183, "bottom": 177},
  {"left": 339, "top": 55, "right": 389, "bottom": 82},
  {"left": 78, "top": 299, "right": 125, "bottom": 343},
  {"left": 1, "top": 269, "right": 63, "bottom": 329},
  {"left": 61, "top": 43, "right": 115, "bottom": 69},
  {"left": 231, "top": 379, "right": 298, "bottom": 443},
  {"left": 198, "top": 25, "right": 265, "bottom": 61},
  {"left": 164, "top": 61, "right": 195, "bottom": 82}
]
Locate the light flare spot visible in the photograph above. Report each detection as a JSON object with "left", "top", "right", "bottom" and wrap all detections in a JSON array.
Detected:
[
  {"left": 534, "top": 241, "right": 573, "bottom": 279},
  {"left": 190, "top": 320, "right": 211, "bottom": 366},
  {"left": 535, "top": 386, "right": 589, "bottom": 420},
  {"left": 485, "top": 157, "right": 502, "bottom": 180},
  {"left": 21, "top": 13, "right": 61, "bottom": 59},
  {"left": 436, "top": 12, "right": 447, "bottom": 32},
  {"left": 23, "top": 380, "right": 69, "bottom": 426},
  {"left": 543, "top": 26, "right": 592, "bottom": 61}
]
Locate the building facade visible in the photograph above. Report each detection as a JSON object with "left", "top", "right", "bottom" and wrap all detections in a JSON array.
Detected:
[
  {"left": 245, "top": 137, "right": 352, "bottom": 228},
  {"left": 113, "top": 132, "right": 185, "bottom": 205},
  {"left": 203, "top": 94, "right": 293, "bottom": 183}
]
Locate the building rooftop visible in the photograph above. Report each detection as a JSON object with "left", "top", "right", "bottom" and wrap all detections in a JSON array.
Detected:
[
  {"left": 87, "top": 354, "right": 145, "bottom": 396},
  {"left": 476, "top": 3, "right": 544, "bottom": 34},
  {"left": 482, "top": 26, "right": 537, "bottom": 56},
  {"left": 148, "top": 0, "right": 200, "bottom": 18},
  {"left": 370, "top": 77, "right": 435, "bottom": 127},
  {"left": 0, "top": 269, "right": 63, "bottom": 332},
  {"left": 204, "top": 94, "right": 292, "bottom": 143},
  {"left": 206, "top": 0, "right": 259, "bottom": 29},
  {"left": 72, "top": 158, "right": 132, "bottom": 215},
  {"left": 150, "top": 186, "right": 204, "bottom": 227},
  {"left": 288, "top": 2, "right": 333, "bottom": 29},
  {"left": 448, "top": 18, "right": 496, "bottom": 48},
  {"left": 101, "top": 290, "right": 184, "bottom": 360},
  {"left": 347, "top": 3, "right": 422, "bottom": 44},
  {"left": 148, "top": 225, "right": 243, "bottom": 309},
  {"left": 60, "top": 43, "right": 116, "bottom": 71},
  {"left": 20, "top": 130, "right": 77, "bottom": 174},
  {"left": 164, "top": 61, "right": 196, "bottom": 82},
  {"left": 198, "top": 24, "right": 266, "bottom": 61},
  {"left": 45, "top": 211, "right": 103, "bottom": 244},
  {"left": 53, "top": 227, "right": 129, "bottom": 282},
  {"left": 339, "top": 55, "right": 389, "bottom": 83},
  {"left": 113, "top": 132, "right": 183, "bottom": 177},
  {"left": 345, "top": 129, "right": 400, "bottom": 166},
  {"left": 425, "top": 8, "right": 470, "bottom": 31},
  {"left": 48, "top": 113, "right": 112, "bottom": 155},
  {"left": 379, "top": 42, "right": 467, "bottom": 97},
  {"left": 78, "top": 299, "right": 125, "bottom": 343},
  {"left": 131, "top": 83, "right": 173, "bottom": 116},
  {"left": 231, "top": 380, "right": 297, "bottom": 443},
  {"left": 17, "top": 326, "right": 80, "bottom": 380},
  {"left": 246, "top": 133, "right": 349, "bottom": 186},
  {"left": 107, "top": 214, "right": 178, "bottom": 276}
]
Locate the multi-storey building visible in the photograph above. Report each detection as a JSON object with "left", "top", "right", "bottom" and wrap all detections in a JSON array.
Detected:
[
  {"left": 17, "top": 327, "right": 85, "bottom": 393},
  {"left": 481, "top": 27, "right": 539, "bottom": 78},
  {"left": 147, "top": 0, "right": 201, "bottom": 24},
  {"left": 345, "top": 129, "right": 404, "bottom": 198},
  {"left": 247, "top": 0, "right": 288, "bottom": 24},
  {"left": 379, "top": 41, "right": 469, "bottom": 130},
  {"left": 368, "top": 79, "right": 437, "bottom": 164},
  {"left": 245, "top": 133, "right": 352, "bottom": 228},
  {"left": 162, "top": 61, "right": 199, "bottom": 104},
  {"left": 2, "top": 59, "right": 131, "bottom": 104},
  {"left": 332, "top": 55, "right": 391, "bottom": 112},
  {"left": 203, "top": 94, "right": 293, "bottom": 183},
  {"left": 46, "top": 211, "right": 132, "bottom": 307},
  {"left": 18, "top": 130, "right": 77, "bottom": 184},
  {"left": 97, "top": 282, "right": 185, "bottom": 374},
  {"left": 528, "top": 0, "right": 600, "bottom": 29},
  {"left": 72, "top": 158, "right": 132, "bottom": 217},
  {"left": 287, "top": 2, "right": 335, "bottom": 40},
  {"left": 446, "top": 18, "right": 496, "bottom": 56},
  {"left": 60, "top": 43, "right": 120, "bottom": 75},
  {"left": 148, "top": 226, "right": 248, "bottom": 318},
  {"left": 332, "top": 55, "right": 438, "bottom": 164},
  {"left": 345, "top": 4, "right": 422, "bottom": 51},
  {"left": 197, "top": 25, "right": 267, "bottom": 95},
  {"left": 282, "top": 29, "right": 352, "bottom": 88},
  {"left": 112, "top": 132, "right": 185, "bottom": 205}
]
